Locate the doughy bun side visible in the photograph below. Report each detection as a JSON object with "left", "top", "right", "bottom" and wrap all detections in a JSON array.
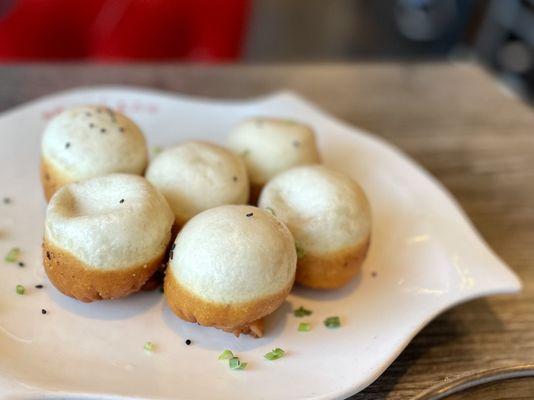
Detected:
[
  {"left": 45, "top": 174, "right": 174, "bottom": 270},
  {"left": 41, "top": 105, "right": 148, "bottom": 199},
  {"left": 227, "top": 117, "right": 320, "bottom": 188},
  {"left": 259, "top": 165, "right": 372, "bottom": 289},
  {"left": 168, "top": 205, "right": 296, "bottom": 304},
  {"left": 145, "top": 141, "right": 249, "bottom": 225},
  {"left": 164, "top": 205, "right": 296, "bottom": 337}
]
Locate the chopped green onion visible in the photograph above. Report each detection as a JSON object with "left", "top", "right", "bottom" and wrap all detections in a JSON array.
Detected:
[
  {"left": 324, "top": 316, "right": 341, "bottom": 329},
  {"left": 265, "top": 207, "right": 276, "bottom": 216},
  {"left": 264, "top": 348, "right": 285, "bottom": 361},
  {"left": 218, "top": 349, "right": 234, "bottom": 360},
  {"left": 229, "top": 357, "right": 247, "bottom": 370},
  {"left": 144, "top": 341, "right": 155, "bottom": 352},
  {"left": 5, "top": 247, "right": 20, "bottom": 263},
  {"left": 152, "top": 146, "right": 163, "bottom": 155},
  {"left": 293, "top": 306, "right": 312, "bottom": 318},
  {"left": 15, "top": 285, "right": 25, "bottom": 295},
  {"left": 295, "top": 243, "right": 305, "bottom": 259},
  {"left": 298, "top": 322, "right": 311, "bottom": 332}
]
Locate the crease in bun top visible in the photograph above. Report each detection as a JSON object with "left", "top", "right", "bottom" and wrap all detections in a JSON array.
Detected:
[
  {"left": 164, "top": 205, "right": 297, "bottom": 337},
  {"left": 227, "top": 117, "right": 320, "bottom": 202},
  {"left": 259, "top": 165, "right": 371, "bottom": 289},
  {"left": 41, "top": 105, "right": 148, "bottom": 201},
  {"left": 145, "top": 141, "right": 249, "bottom": 226},
  {"left": 43, "top": 174, "right": 174, "bottom": 302}
]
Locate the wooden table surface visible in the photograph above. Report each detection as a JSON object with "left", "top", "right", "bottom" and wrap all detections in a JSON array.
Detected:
[{"left": 1, "top": 62, "right": 533, "bottom": 399}]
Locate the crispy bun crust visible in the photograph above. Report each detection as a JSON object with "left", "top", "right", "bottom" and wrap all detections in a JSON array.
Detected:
[
  {"left": 296, "top": 236, "right": 370, "bottom": 289},
  {"left": 41, "top": 157, "right": 70, "bottom": 202},
  {"left": 164, "top": 267, "right": 292, "bottom": 337},
  {"left": 43, "top": 239, "right": 165, "bottom": 302}
]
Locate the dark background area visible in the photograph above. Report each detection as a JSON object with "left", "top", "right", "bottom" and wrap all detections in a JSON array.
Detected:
[{"left": 0, "top": 0, "right": 532, "bottom": 101}]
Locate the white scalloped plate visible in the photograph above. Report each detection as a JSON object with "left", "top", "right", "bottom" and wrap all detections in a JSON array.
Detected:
[{"left": 0, "top": 87, "right": 521, "bottom": 400}]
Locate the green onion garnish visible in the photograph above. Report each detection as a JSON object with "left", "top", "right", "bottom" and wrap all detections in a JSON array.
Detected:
[
  {"left": 218, "top": 349, "right": 234, "bottom": 360},
  {"left": 295, "top": 243, "right": 305, "bottom": 259},
  {"left": 144, "top": 341, "right": 155, "bottom": 352},
  {"left": 293, "top": 306, "right": 312, "bottom": 317},
  {"left": 264, "top": 348, "right": 285, "bottom": 361},
  {"left": 229, "top": 357, "right": 247, "bottom": 370},
  {"left": 324, "top": 316, "right": 341, "bottom": 329},
  {"left": 152, "top": 146, "right": 163, "bottom": 155},
  {"left": 265, "top": 207, "right": 276, "bottom": 216},
  {"left": 298, "top": 322, "right": 311, "bottom": 332},
  {"left": 5, "top": 247, "right": 20, "bottom": 263},
  {"left": 15, "top": 285, "right": 25, "bottom": 295}
]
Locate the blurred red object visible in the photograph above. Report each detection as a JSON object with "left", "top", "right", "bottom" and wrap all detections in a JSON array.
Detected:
[{"left": 0, "top": 0, "right": 250, "bottom": 61}]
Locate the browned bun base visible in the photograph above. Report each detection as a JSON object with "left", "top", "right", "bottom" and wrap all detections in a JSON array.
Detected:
[
  {"left": 140, "top": 227, "right": 178, "bottom": 291},
  {"left": 40, "top": 158, "right": 72, "bottom": 202},
  {"left": 296, "top": 236, "right": 370, "bottom": 289},
  {"left": 164, "top": 268, "right": 293, "bottom": 337},
  {"left": 43, "top": 239, "right": 166, "bottom": 302},
  {"left": 248, "top": 183, "right": 263, "bottom": 205}
]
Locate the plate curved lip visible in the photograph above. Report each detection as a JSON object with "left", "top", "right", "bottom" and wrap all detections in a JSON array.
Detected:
[
  {"left": 0, "top": 84, "right": 295, "bottom": 120},
  {"left": 327, "top": 284, "right": 522, "bottom": 400},
  {"left": 0, "top": 86, "right": 523, "bottom": 400}
]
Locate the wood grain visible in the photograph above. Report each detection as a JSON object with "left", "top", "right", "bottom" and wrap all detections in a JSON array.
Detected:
[{"left": 1, "top": 62, "right": 533, "bottom": 399}]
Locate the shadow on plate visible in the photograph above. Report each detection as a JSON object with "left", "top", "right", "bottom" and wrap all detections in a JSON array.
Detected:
[
  {"left": 47, "top": 286, "right": 164, "bottom": 321},
  {"left": 161, "top": 300, "right": 291, "bottom": 351}
]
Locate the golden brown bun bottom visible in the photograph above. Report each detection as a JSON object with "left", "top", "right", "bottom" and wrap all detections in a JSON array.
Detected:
[
  {"left": 43, "top": 239, "right": 166, "bottom": 302},
  {"left": 296, "top": 236, "right": 371, "bottom": 289},
  {"left": 164, "top": 267, "right": 293, "bottom": 338},
  {"left": 41, "top": 158, "right": 71, "bottom": 202}
]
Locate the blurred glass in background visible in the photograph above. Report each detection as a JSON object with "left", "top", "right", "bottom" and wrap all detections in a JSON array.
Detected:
[{"left": 0, "top": 0, "right": 531, "bottom": 101}]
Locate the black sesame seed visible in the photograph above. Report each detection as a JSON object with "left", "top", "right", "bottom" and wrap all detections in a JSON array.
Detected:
[
  {"left": 171, "top": 243, "right": 176, "bottom": 250},
  {"left": 18, "top": 262, "right": 24, "bottom": 267},
  {"left": 169, "top": 251, "right": 174, "bottom": 260},
  {"left": 85, "top": 112, "right": 92, "bottom": 117},
  {"left": 119, "top": 127, "right": 124, "bottom": 132},
  {"left": 46, "top": 251, "right": 51, "bottom": 260},
  {"left": 246, "top": 212, "right": 253, "bottom": 217},
  {"left": 293, "top": 140, "right": 300, "bottom": 148},
  {"left": 2, "top": 197, "right": 10, "bottom": 204},
  {"left": 89, "top": 123, "right": 95, "bottom": 128},
  {"left": 100, "top": 128, "right": 106, "bottom": 133},
  {"left": 185, "top": 339, "right": 192, "bottom": 345},
  {"left": 41, "top": 309, "right": 47, "bottom": 315},
  {"left": 35, "top": 284, "right": 44, "bottom": 289},
  {"left": 65, "top": 142, "right": 71, "bottom": 149},
  {"left": 371, "top": 271, "right": 378, "bottom": 278},
  {"left": 233, "top": 176, "right": 238, "bottom": 182},
  {"left": 119, "top": 199, "right": 124, "bottom": 204}
]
